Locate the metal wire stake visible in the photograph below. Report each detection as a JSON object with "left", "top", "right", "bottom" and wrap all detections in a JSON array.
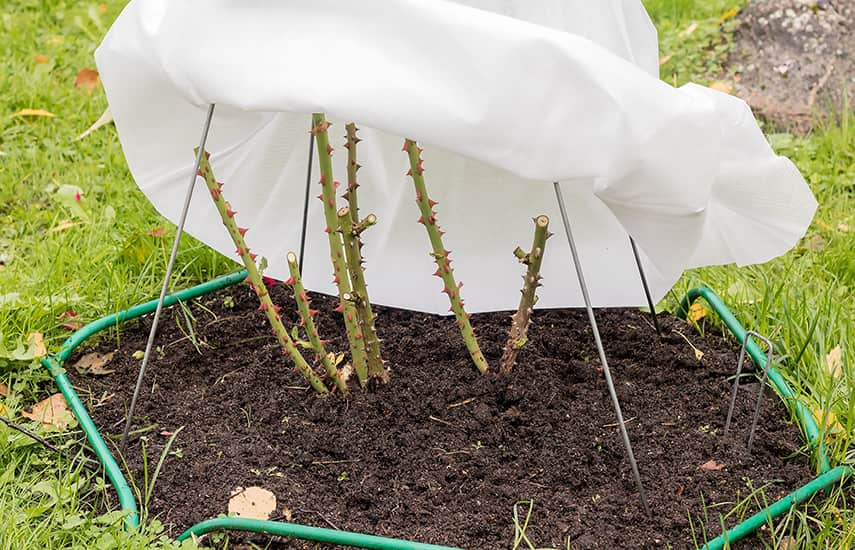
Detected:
[
  {"left": 0, "top": 415, "right": 101, "bottom": 471},
  {"left": 298, "top": 116, "right": 315, "bottom": 275},
  {"left": 119, "top": 104, "right": 216, "bottom": 454},
  {"left": 723, "top": 330, "right": 773, "bottom": 454},
  {"left": 628, "top": 236, "right": 662, "bottom": 338},
  {"left": 552, "top": 182, "right": 650, "bottom": 516}
]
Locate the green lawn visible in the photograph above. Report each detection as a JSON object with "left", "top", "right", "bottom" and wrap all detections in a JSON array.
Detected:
[{"left": 1, "top": 1, "right": 852, "bottom": 548}]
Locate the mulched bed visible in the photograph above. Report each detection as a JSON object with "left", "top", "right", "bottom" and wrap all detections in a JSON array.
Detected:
[{"left": 67, "top": 281, "right": 814, "bottom": 548}]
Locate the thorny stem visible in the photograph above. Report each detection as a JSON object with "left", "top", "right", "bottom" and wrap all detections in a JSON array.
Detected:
[
  {"left": 500, "top": 215, "right": 552, "bottom": 375},
  {"left": 403, "top": 139, "right": 489, "bottom": 374},
  {"left": 338, "top": 207, "right": 387, "bottom": 382},
  {"left": 311, "top": 113, "right": 369, "bottom": 387},
  {"left": 195, "top": 149, "right": 328, "bottom": 394},
  {"left": 286, "top": 252, "right": 348, "bottom": 394},
  {"left": 343, "top": 123, "right": 361, "bottom": 225}
]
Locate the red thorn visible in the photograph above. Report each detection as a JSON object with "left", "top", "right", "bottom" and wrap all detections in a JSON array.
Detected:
[
  {"left": 416, "top": 191, "right": 423, "bottom": 201},
  {"left": 432, "top": 268, "right": 441, "bottom": 277},
  {"left": 238, "top": 227, "right": 248, "bottom": 237},
  {"left": 312, "top": 330, "right": 319, "bottom": 338},
  {"left": 335, "top": 303, "right": 344, "bottom": 313},
  {"left": 196, "top": 169, "right": 203, "bottom": 177},
  {"left": 328, "top": 197, "right": 334, "bottom": 207},
  {"left": 320, "top": 176, "right": 326, "bottom": 184},
  {"left": 272, "top": 304, "right": 281, "bottom": 313},
  {"left": 235, "top": 246, "right": 244, "bottom": 256},
  {"left": 417, "top": 216, "right": 424, "bottom": 224},
  {"left": 406, "top": 168, "right": 413, "bottom": 177},
  {"left": 334, "top": 180, "right": 341, "bottom": 189},
  {"left": 204, "top": 150, "right": 211, "bottom": 160},
  {"left": 309, "top": 309, "right": 318, "bottom": 317},
  {"left": 402, "top": 140, "right": 410, "bottom": 151},
  {"left": 225, "top": 203, "right": 237, "bottom": 217},
  {"left": 299, "top": 291, "right": 309, "bottom": 302},
  {"left": 355, "top": 332, "right": 363, "bottom": 340},
  {"left": 284, "top": 276, "right": 295, "bottom": 286},
  {"left": 317, "top": 194, "right": 324, "bottom": 202},
  {"left": 326, "top": 144, "right": 333, "bottom": 154},
  {"left": 324, "top": 226, "right": 332, "bottom": 233},
  {"left": 429, "top": 199, "right": 438, "bottom": 207},
  {"left": 333, "top": 274, "right": 340, "bottom": 284},
  {"left": 259, "top": 302, "right": 269, "bottom": 312},
  {"left": 346, "top": 312, "right": 353, "bottom": 322},
  {"left": 249, "top": 253, "right": 257, "bottom": 261},
  {"left": 439, "top": 230, "right": 446, "bottom": 236},
  {"left": 210, "top": 188, "right": 220, "bottom": 200}
]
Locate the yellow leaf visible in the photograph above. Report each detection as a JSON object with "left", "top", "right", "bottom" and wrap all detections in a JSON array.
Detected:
[
  {"left": 97, "top": 3, "right": 107, "bottom": 14},
  {"left": 659, "top": 53, "right": 673, "bottom": 66},
  {"left": 34, "top": 53, "right": 50, "bottom": 64},
  {"left": 825, "top": 345, "right": 843, "bottom": 379},
  {"left": 816, "top": 219, "right": 834, "bottom": 232},
  {"left": 47, "top": 36, "right": 65, "bottom": 45},
  {"left": 132, "top": 350, "right": 145, "bottom": 360},
  {"left": 688, "top": 303, "right": 707, "bottom": 322},
  {"left": 679, "top": 22, "right": 698, "bottom": 37},
  {"left": 50, "top": 220, "right": 79, "bottom": 233},
  {"left": 28, "top": 332, "right": 46, "bottom": 358},
  {"left": 778, "top": 536, "right": 798, "bottom": 550},
  {"left": 709, "top": 81, "right": 734, "bottom": 94},
  {"left": 0, "top": 403, "right": 7, "bottom": 416},
  {"left": 719, "top": 8, "right": 739, "bottom": 23},
  {"left": 811, "top": 409, "right": 844, "bottom": 440},
  {"left": 15, "top": 108, "right": 55, "bottom": 118},
  {"left": 22, "top": 393, "right": 72, "bottom": 430}
]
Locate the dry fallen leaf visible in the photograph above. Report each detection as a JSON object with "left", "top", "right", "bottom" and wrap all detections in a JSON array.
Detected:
[
  {"left": 679, "top": 22, "right": 698, "bottom": 37},
  {"left": 709, "top": 81, "right": 734, "bottom": 95},
  {"left": 74, "top": 68, "right": 100, "bottom": 93},
  {"left": 700, "top": 459, "right": 725, "bottom": 471},
  {"left": 778, "top": 535, "right": 798, "bottom": 550},
  {"left": 825, "top": 345, "right": 843, "bottom": 379},
  {"left": 15, "top": 108, "right": 55, "bottom": 118},
  {"left": 659, "top": 53, "right": 673, "bottom": 66},
  {"left": 282, "top": 507, "right": 293, "bottom": 522},
  {"left": 28, "top": 332, "right": 47, "bottom": 358},
  {"left": 719, "top": 8, "right": 739, "bottom": 23},
  {"left": 22, "top": 393, "right": 72, "bottom": 430},
  {"left": 73, "top": 351, "right": 115, "bottom": 375},
  {"left": 34, "top": 53, "right": 50, "bottom": 64},
  {"left": 97, "top": 3, "right": 107, "bottom": 14},
  {"left": 228, "top": 486, "right": 276, "bottom": 520},
  {"left": 688, "top": 303, "right": 706, "bottom": 322},
  {"left": 76, "top": 106, "right": 113, "bottom": 141},
  {"left": 50, "top": 220, "right": 79, "bottom": 233},
  {"left": 838, "top": 224, "right": 850, "bottom": 233},
  {"left": 0, "top": 383, "right": 9, "bottom": 397}
]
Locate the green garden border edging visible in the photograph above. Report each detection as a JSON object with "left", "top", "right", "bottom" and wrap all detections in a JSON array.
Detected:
[{"left": 39, "top": 276, "right": 849, "bottom": 548}]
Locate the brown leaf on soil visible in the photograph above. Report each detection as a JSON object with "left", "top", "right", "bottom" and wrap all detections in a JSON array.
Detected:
[
  {"left": 228, "top": 486, "right": 276, "bottom": 520},
  {"left": 29, "top": 332, "right": 47, "bottom": 358},
  {"left": 74, "top": 68, "right": 100, "bottom": 93},
  {"left": 21, "top": 393, "right": 71, "bottom": 430},
  {"left": 699, "top": 459, "right": 725, "bottom": 471},
  {"left": 72, "top": 351, "right": 115, "bottom": 375},
  {"left": 0, "top": 383, "right": 9, "bottom": 397}
]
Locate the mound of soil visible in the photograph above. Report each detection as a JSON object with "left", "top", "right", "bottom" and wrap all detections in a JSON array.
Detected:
[
  {"left": 68, "top": 281, "right": 815, "bottom": 548},
  {"left": 729, "top": 0, "right": 853, "bottom": 131}
]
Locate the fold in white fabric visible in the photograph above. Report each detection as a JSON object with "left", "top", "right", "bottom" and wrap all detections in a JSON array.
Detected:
[{"left": 95, "top": 0, "right": 816, "bottom": 314}]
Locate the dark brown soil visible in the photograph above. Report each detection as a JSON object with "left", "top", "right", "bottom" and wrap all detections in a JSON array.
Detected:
[{"left": 67, "top": 281, "right": 815, "bottom": 549}]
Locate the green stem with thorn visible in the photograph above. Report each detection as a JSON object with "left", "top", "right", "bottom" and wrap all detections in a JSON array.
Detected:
[
  {"left": 286, "top": 252, "right": 348, "bottom": 394},
  {"left": 338, "top": 207, "right": 387, "bottom": 382},
  {"left": 311, "top": 113, "right": 369, "bottom": 387},
  {"left": 344, "top": 122, "right": 361, "bottom": 224},
  {"left": 195, "top": 149, "right": 328, "bottom": 394},
  {"left": 500, "top": 215, "right": 551, "bottom": 375},
  {"left": 403, "top": 139, "right": 489, "bottom": 374}
]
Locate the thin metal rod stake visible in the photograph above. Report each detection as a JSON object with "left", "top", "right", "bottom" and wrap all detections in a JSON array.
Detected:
[
  {"left": 552, "top": 182, "right": 650, "bottom": 516},
  {"left": 0, "top": 415, "right": 101, "bottom": 471},
  {"left": 723, "top": 330, "right": 773, "bottom": 454},
  {"left": 629, "top": 236, "right": 662, "bottom": 338},
  {"left": 298, "top": 117, "right": 315, "bottom": 275},
  {"left": 119, "top": 104, "right": 216, "bottom": 454}
]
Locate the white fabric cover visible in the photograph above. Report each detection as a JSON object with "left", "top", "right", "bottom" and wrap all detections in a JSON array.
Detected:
[{"left": 95, "top": 0, "right": 816, "bottom": 314}]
